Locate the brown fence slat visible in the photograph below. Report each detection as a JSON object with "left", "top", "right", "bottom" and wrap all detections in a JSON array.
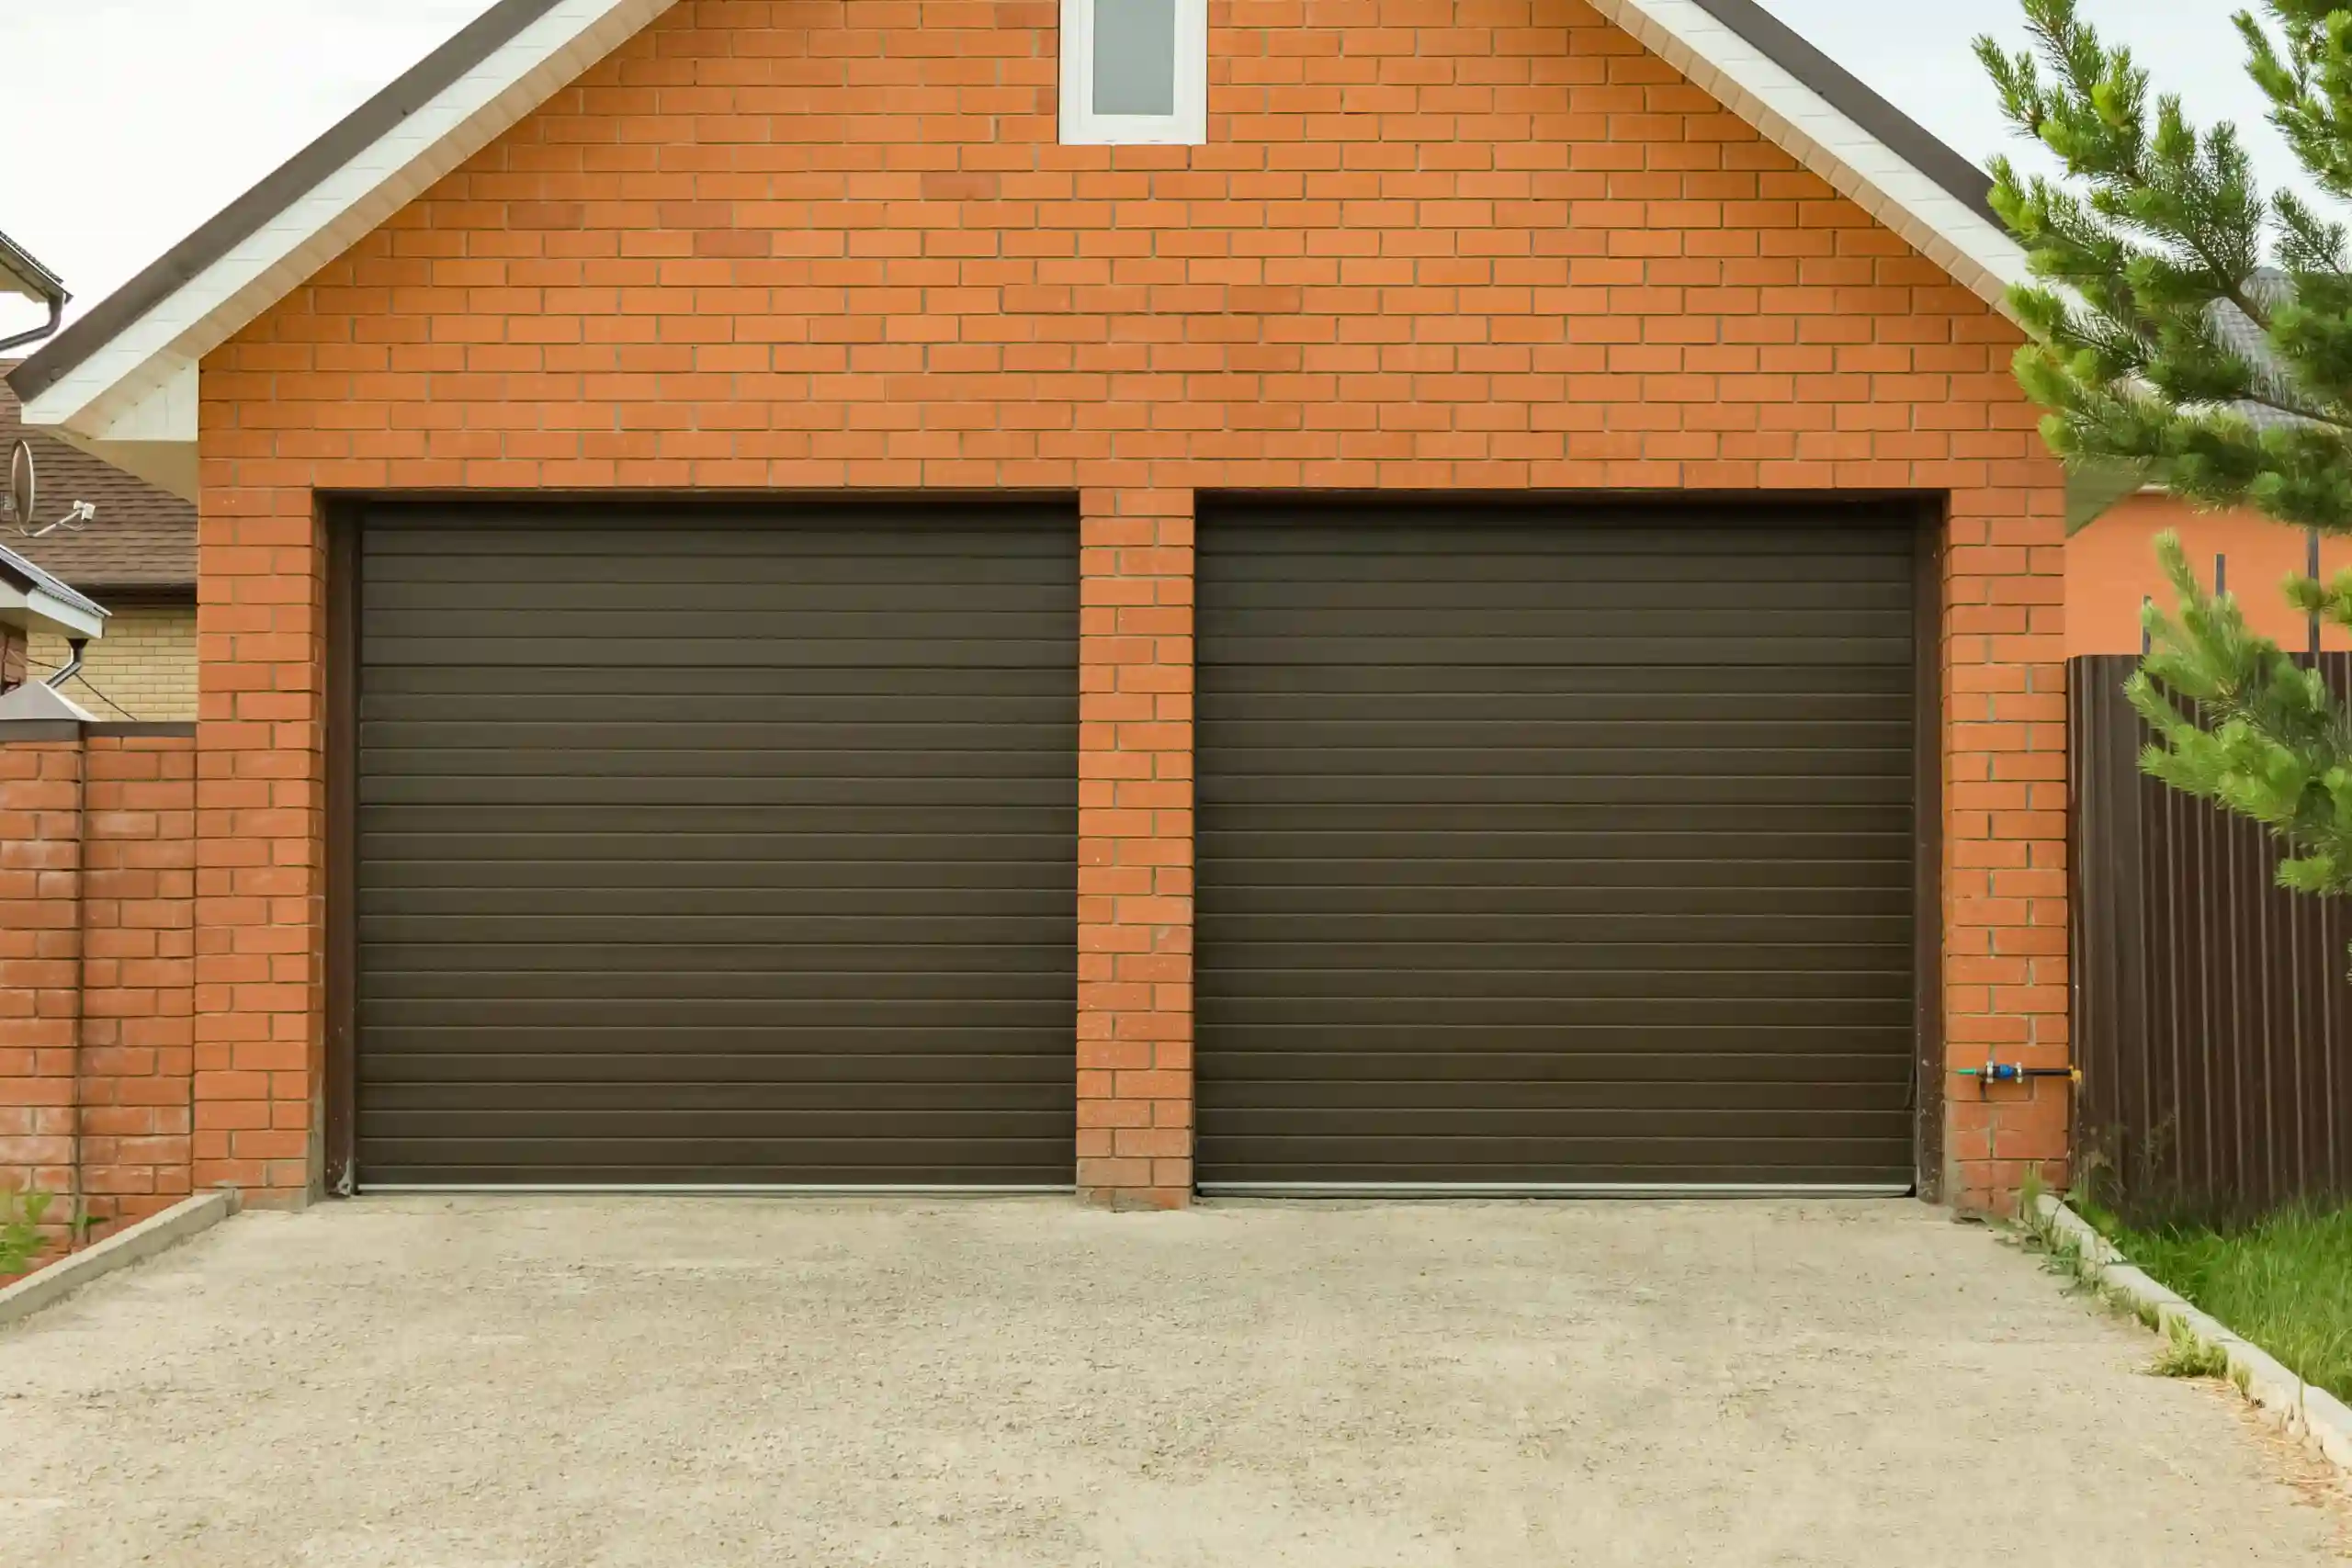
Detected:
[{"left": 2070, "top": 654, "right": 2352, "bottom": 1218}]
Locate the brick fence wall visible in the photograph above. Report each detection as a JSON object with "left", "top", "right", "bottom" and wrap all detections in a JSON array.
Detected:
[
  {"left": 189, "top": 0, "right": 2068, "bottom": 1210},
  {"left": 0, "top": 726, "right": 197, "bottom": 1262}
]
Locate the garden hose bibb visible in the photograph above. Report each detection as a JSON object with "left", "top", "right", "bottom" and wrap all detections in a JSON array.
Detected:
[{"left": 1953, "top": 1052, "right": 2082, "bottom": 1096}]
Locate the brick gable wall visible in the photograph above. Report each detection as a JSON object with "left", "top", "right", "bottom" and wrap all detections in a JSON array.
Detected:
[{"left": 189, "top": 0, "right": 2069, "bottom": 1209}]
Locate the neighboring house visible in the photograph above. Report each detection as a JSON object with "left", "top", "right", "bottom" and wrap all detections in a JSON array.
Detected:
[
  {"left": 0, "top": 534, "right": 107, "bottom": 703},
  {"left": 2069, "top": 493, "right": 2352, "bottom": 658},
  {"left": 0, "top": 367, "right": 196, "bottom": 719},
  {"left": 2065, "top": 268, "right": 2352, "bottom": 659},
  {"left": 2, "top": 0, "right": 2073, "bottom": 1214}
]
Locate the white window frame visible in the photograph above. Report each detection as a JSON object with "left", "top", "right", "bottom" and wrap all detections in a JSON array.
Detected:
[{"left": 1059, "top": 0, "right": 1207, "bottom": 146}]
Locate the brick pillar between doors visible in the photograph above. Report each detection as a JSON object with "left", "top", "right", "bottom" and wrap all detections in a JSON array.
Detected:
[{"left": 1076, "top": 489, "right": 1195, "bottom": 1208}]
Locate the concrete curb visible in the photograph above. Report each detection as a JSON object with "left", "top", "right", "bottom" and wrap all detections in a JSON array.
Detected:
[
  {"left": 2035, "top": 1194, "right": 2352, "bottom": 1472},
  {"left": 0, "top": 1189, "right": 241, "bottom": 1328}
]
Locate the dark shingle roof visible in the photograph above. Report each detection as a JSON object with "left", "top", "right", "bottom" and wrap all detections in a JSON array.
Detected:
[{"left": 0, "top": 362, "right": 194, "bottom": 592}]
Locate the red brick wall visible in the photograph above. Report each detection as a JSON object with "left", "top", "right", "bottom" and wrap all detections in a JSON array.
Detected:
[
  {"left": 195, "top": 0, "right": 2069, "bottom": 1209},
  {"left": 0, "top": 729, "right": 197, "bottom": 1266},
  {"left": 1078, "top": 489, "right": 1195, "bottom": 1205}
]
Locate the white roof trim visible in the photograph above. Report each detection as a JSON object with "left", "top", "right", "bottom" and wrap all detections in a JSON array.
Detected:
[
  {"left": 1589, "top": 0, "right": 2029, "bottom": 317},
  {"left": 0, "top": 579, "right": 108, "bottom": 642},
  {"left": 18, "top": 0, "right": 677, "bottom": 497}
]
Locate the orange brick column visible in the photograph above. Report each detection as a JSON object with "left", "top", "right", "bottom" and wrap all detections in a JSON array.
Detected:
[
  {"left": 1077, "top": 489, "right": 1195, "bottom": 1209},
  {"left": 1943, "top": 487, "right": 2070, "bottom": 1213},
  {"left": 0, "top": 728, "right": 200, "bottom": 1260},
  {"left": 78, "top": 734, "right": 198, "bottom": 1229},
  {"left": 193, "top": 499, "right": 324, "bottom": 1202},
  {"left": 0, "top": 738, "right": 84, "bottom": 1244}
]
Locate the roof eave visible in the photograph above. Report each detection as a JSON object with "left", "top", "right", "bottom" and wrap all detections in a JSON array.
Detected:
[{"left": 0, "top": 578, "right": 108, "bottom": 641}]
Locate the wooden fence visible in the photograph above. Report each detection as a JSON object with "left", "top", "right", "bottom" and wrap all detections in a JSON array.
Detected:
[{"left": 2069, "top": 654, "right": 2352, "bottom": 1220}]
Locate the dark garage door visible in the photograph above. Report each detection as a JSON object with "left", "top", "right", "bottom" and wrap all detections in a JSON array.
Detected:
[
  {"left": 354, "top": 503, "right": 1077, "bottom": 1189},
  {"left": 1196, "top": 502, "right": 1920, "bottom": 1193}
]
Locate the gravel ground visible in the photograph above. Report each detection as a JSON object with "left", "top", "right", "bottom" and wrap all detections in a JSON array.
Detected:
[{"left": 0, "top": 1197, "right": 2343, "bottom": 1566}]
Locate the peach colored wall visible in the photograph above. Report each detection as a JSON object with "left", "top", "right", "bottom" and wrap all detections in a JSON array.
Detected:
[{"left": 2067, "top": 492, "right": 2352, "bottom": 658}]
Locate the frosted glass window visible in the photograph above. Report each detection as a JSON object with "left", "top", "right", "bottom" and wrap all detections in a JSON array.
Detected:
[
  {"left": 1093, "top": 0, "right": 1175, "bottom": 117},
  {"left": 1061, "top": 0, "right": 1204, "bottom": 145}
]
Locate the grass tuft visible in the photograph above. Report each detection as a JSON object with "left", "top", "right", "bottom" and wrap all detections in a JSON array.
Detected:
[
  {"left": 2149, "top": 1317, "right": 2231, "bottom": 1381},
  {"left": 2077, "top": 1198, "right": 2352, "bottom": 1404}
]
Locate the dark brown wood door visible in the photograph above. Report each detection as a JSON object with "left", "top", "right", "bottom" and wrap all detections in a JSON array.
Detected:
[
  {"left": 1195, "top": 502, "right": 1920, "bottom": 1193},
  {"left": 353, "top": 503, "right": 1078, "bottom": 1189}
]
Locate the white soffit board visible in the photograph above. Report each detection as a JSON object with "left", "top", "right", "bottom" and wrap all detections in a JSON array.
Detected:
[
  {"left": 1590, "top": 0, "right": 2030, "bottom": 318},
  {"left": 20, "top": 0, "right": 678, "bottom": 484}
]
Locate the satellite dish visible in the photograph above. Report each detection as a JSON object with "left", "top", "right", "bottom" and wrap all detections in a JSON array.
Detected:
[{"left": 6, "top": 439, "right": 29, "bottom": 529}]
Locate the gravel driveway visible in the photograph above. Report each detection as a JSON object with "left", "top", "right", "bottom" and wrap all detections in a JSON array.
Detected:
[{"left": 2, "top": 1198, "right": 2343, "bottom": 1566}]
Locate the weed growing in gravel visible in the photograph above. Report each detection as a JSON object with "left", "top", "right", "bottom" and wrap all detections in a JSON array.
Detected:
[{"left": 2149, "top": 1317, "right": 2233, "bottom": 1381}]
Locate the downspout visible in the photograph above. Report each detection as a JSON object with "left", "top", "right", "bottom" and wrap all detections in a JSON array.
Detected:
[
  {"left": 0, "top": 228, "right": 68, "bottom": 355},
  {"left": 46, "top": 637, "right": 85, "bottom": 691},
  {"left": 0, "top": 291, "right": 63, "bottom": 355}
]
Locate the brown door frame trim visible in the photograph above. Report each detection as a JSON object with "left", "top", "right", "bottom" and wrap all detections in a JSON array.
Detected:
[
  {"left": 1913, "top": 500, "right": 1947, "bottom": 1201},
  {"left": 320, "top": 491, "right": 1946, "bottom": 1199},
  {"left": 323, "top": 500, "right": 360, "bottom": 1196}
]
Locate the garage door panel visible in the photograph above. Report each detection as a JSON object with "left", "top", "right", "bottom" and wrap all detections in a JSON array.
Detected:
[
  {"left": 365, "top": 942, "right": 1064, "bottom": 976},
  {"left": 356, "top": 1142, "right": 1075, "bottom": 1184},
  {"left": 1203, "top": 719, "right": 1915, "bottom": 750},
  {"left": 1203, "top": 1048, "right": 1914, "bottom": 1081},
  {"left": 363, "top": 581, "right": 1080, "bottom": 615},
  {"left": 1204, "top": 637, "right": 1912, "bottom": 668},
  {"left": 361, "top": 913, "right": 1076, "bottom": 946},
  {"left": 360, "top": 746, "right": 1072, "bottom": 781},
  {"left": 366, "top": 1104, "right": 1080, "bottom": 1137},
  {"left": 1206, "top": 912, "right": 1908, "bottom": 944},
  {"left": 1208, "top": 886, "right": 1909, "bottom": 919},
  {"left": 359, "top": 775, "right": 1077, "bottom": 807},
  {"left": 1207, "top": 858, "right": 1908, "bottom": 892},
  {"left": 1206, "top": 579, "right": 1912, "bottom": 612},
  {"left": 1198, "top": 1137, "right": 1911, "bottom": 1177},
  {"left": 367, "top": 635, "right": 1076, "bottom": 669},
  {"left": 1193, "top": 1028, "right": 1913, "bottom": 1060},
  {"left": 362, "top": 886, "right": 1076, "bottom": 919},
  {"left": 1203, "top": 829, "right": 1913, "bottom": 861},
  {"left": 1206, "top": 964, "right": 1911, "bottom": 1002},
  {"left": 1205, "top": 746, "right": 1909, "bottom": 782},
  {"left": 1199, "top": 536, "right": 1908, "bottom": 579},
  {"left": 356, "top": 505, "right": 1078, "bottom": 1189},
  {"left": 364, "top": 855, "right": 1072, "bottom": 892},
  {"left": 364, "top": 662, "right": 1071, "bottom": 699},
  {"left": 363, "top": 719, "right": 1079, "bottom": 751},
  {"left": 1196, "top": 504, "right": 1918, "bottom": 1190},
  {"left": 364, "top": 808, "right": 1069, "bottom": 849},
  {"left": 365, "top": 1009, "right": 1072, "bottom": 1041},
  {"left": 364, "top": 1024, "right": 1083, "bottom": 1055},
  {"left": 365, "top": 969, "right": 1073, "bottom": 1003},
  {"left": 1199, "top": 609, "right": 1913, "bottom": 644},
  {"left": 1204, "top": 994, "right": 1910, "bottom": 1026},
  {"left": 1207, "top": 773, "right": 1912, "bottom": 807},
  {"left": 367, "top": 1051, "right": 1073, "bottom": 1085}
]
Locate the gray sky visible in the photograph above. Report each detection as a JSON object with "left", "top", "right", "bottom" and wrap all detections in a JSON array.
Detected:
[{"left": 0, "top": 0, "right": 2313, "bottom": 338}]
